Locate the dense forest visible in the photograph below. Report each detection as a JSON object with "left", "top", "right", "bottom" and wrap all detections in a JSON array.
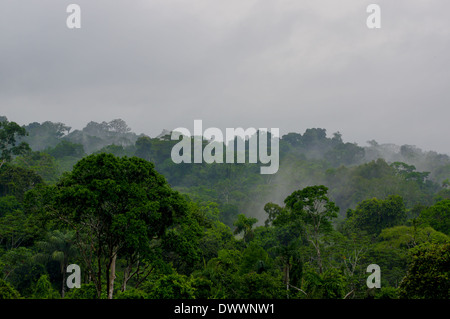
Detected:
[{"left": 0, "top": 116, "right": 448, "bottom": 299}]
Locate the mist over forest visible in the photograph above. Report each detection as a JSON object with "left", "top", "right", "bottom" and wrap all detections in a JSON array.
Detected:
[
  {"left": 0, "top": 115, "right": 449, "bottom": 300},
  {"left": 11, "top": 116, "right": 450, "bottom": 221}
]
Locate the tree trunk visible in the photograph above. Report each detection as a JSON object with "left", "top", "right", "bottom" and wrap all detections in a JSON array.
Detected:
[
  {"left": 61, "top": 268, "right": 66, "bottom": 298},
  {"left": 316, "top": 244, "right": 323, "bottom": 274},
  {"left": 61, "top": 258, "right": 68, "bottom": 298},
  {"left": 283, "top": 258, "right": 291, "bottom": 299},
  {"left": 107, "top": 253, "right": 117, "bottom": 299},
  {"left": 96, "top": 259, "right": 102, "bottom": 298},
  {"left": 311, "top": 235, "right": 323, "bottom": 274},
  {"left": 121, "top": 264, "right": 132, "bottom": 292}
]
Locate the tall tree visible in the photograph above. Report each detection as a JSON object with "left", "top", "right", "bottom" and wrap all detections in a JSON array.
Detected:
[
  {"left": 265, "top": 202, "right": 305, "bottom": 297},
  {"left": 284, "top": 185, "right": 339, "bottom": 274},
  {"left": 51, "top": 153, "right": 189, "bottom": 299}
]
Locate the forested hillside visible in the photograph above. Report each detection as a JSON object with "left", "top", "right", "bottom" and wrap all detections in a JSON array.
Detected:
[{"left": 0, "top": 116, "right": 449, "bottom": 299}]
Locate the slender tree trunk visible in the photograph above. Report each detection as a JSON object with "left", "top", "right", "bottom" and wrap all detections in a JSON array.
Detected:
[
  {"left": 121, "top": 264, "right": 132, "bottom": 292},
  {"left": 95, "top": 236, "right": 103, "bottom": 299},
  {"left": 61, "top": 271, "right": 66, "bottom": 298},
  {"left": 283, "top": 258, "right": 291, "bottom": 299},
  {"left": 61, "top": 257, "right": 68, "bottom": 298},
  {"left": 107, "top": 253, "right": 117, "bottom": 299},
  {"left": 316, "top": 242, "right": 323, "bottom": 274},
  {"left": 96, "top": 257, "right": 102, "bottom": 298},
  {"left": 310, "top": 229, "right": 323, "bottom": 274}
]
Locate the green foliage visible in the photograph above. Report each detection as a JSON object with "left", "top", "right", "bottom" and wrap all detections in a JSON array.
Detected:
[
  {"left": 145, "top": 273, "right": 195, "bottom": 299},
  {"left": 46, "top": 140, "right": 85, "bottom": 159},
  {"left": 376, "top": 225, "right": 449, "bottom": 250},
  {"left": 135, "top": 136, "right": 153, "bottom": 161},
  {"left": 189, "top": 276, "right": 213, "bottom": 299},
  {"left": 198, "top": 218, "right": 236, "bottom": 263},
  {"left": 0, "top": 278, "right": 21, "bottom": 299},
  {"left": 114, "top": 287, "right": 149, "bottom": 299},
  {"left": 391, "top": 162, "right": 430, "bottom": 185},
  {"left": 160, "top": 206, "right": 204, "bottom": 274},
  {"left": 93, "top": 144, "right": 131, "bottom": 157},
  {"left": 64, "top": 282, "right": 99, "bottom": 299},
  {"left": 284, "top": 185, "right": 338, "bottom": 273},
  {"left": 375, "top": 286, "right": 398, "bottom": 299},
  {"left": 14, "top": 151, "right": 60, "bottom": 183},
  {"left": 0, "top": 195, "right": 21, "bottom": 218},
  {"left": 302, "top": 266, "right": 346, "bottom": 299},
  {"left": 239, "top": 242, "right": 270, "bottom": 275},
  {"left": 325, "top": 142, "right": 365, "bottom": 167},
  {"left": 62, "top": 119, "right": 137, "bottom": 154},
  {"left": 346, "top": 195, "right": 407, "bottom": 236},
  {"left": 284, "top": 185, "right": 339, "bottom": 235},
  {"left": 0, "top": 209, "right": 39, "bottom": 250},
  {"left": 0, "top": 247, "right": 46, "bottom": 297},
  {"left": 369, "top": 225, "right": 448, "bottom": 288},
  {"left": 22, "top": 121, "right": 70, "bottom": 151},
  {"left": 233, "top": 214, "right": 258, "bottom": 243},
  {"left": 34, "top": 230, "right": 78, "bottom": 297},
  {"left": 419, "top": 199, "right": 450, "bottom": 235},
  {"left": 32, "top": 274, "right": 60, "bottom": 299},
  {"left": 234, "top": 272, "right": 285, "bottom": 299},
  {"left": 398, "top": 243, "right": 450, "bottom": 299},
  {"left": 204, "top": 249, "right": 242, "bottom": 298},
  {"left": 219, "top": 203, "right": 240, "bottom": 228},
  {"left": 0, "top": 164, "right": 44, "bottom": 201},
  {"left": 326, "top": 159, "right": 436, "bottom": 214},
  {"left": 0, "top": 119, "right": 30, "bottom": 164}
]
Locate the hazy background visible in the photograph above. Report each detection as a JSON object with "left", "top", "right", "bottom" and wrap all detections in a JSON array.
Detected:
[{"left": 1, "top": 0, "right": 449, "bottom": 154}]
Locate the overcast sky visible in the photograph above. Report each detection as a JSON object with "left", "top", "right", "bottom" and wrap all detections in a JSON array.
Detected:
[{"left": 1, "top": 0, "right": 450, "bottom": 154}]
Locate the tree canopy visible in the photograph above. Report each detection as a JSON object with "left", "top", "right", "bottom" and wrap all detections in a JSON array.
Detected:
[{"left": 0, "top": 116, "right": 449, "bottom": 300}]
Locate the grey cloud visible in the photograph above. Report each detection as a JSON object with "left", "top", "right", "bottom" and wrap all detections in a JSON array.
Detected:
[{"left": 1, "top": 0, "right": 450, "bottom": 154}]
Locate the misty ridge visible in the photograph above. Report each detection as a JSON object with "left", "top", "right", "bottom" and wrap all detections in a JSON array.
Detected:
[{"left": 5, "top": 115, "right": 450, "bottom": 225}]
